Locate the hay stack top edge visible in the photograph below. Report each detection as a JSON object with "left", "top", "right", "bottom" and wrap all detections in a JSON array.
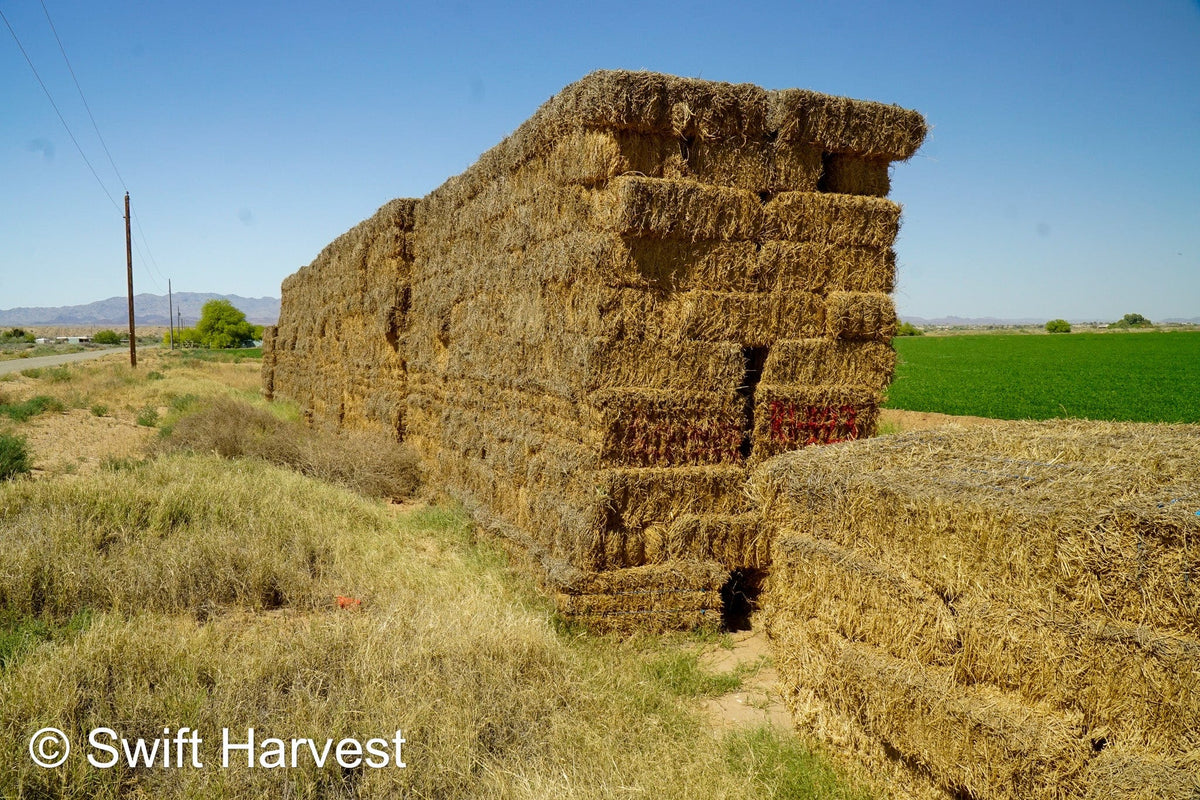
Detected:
[{"left": 421, "top": 69, "right": 927, "bottom": 215}]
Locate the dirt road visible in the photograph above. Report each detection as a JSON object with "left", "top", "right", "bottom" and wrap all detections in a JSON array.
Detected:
[{"left": 0, "top": 348, "right": 126, "bottom": 375}]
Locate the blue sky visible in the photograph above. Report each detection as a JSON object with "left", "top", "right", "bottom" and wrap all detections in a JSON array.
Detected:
[{"left": 2, "top": 0, "right": 1198, "bottom": 321}]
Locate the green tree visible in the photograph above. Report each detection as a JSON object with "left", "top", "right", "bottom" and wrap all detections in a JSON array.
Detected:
[
  {"left": 1110, "top": 313, "right": 1152, "bottom": 329},
  {"left": 1044, "top": 319, "right": 1071, "bottom": 333},
  {"left": 195, "top": 300, "right": 257, "bottom": 348},
  {"left": 0, "top": 328, "right": 34, "bottom": 343},
  {"left": 895, "top": 321, "right": 924, "bottom": 337},
  {"left": 92, "top": 329, "right": 122, "bottom": 345}
]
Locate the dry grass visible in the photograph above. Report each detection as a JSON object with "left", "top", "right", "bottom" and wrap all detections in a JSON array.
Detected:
[
  {"left": 0, "top": 350, "right": 270, "bottom": 477},
  {"left": 156, "top": 396, "right": 421, "bottom": 500}
]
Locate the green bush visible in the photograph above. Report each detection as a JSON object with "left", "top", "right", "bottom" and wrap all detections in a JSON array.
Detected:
[
  {"left": 90, "top": 403, "right": 109, "bottom": 417},
  {"left": 1045, "top": 319, "right": 1071, "bottom": 333},
  {"left": 0, "top": 395, "right": 64, "bottom": 422},
  {"left": 895, "top": 321, "right": 924, "bottom": 337},
  {"left": 92, "top": 329, "right": 122, "bottom": 345},
  {"left": 0, "top": 433, "right": 31, "bottom": 480},
  {"left": 136, "top": 405, "right": 160, "bottom": 427}
]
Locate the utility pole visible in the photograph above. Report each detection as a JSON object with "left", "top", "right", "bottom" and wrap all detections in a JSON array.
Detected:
[
  {"left": 177, "top": 309, "right": 182, "bottom": 345},
  {"left": 125, "top": 192, "right": 136, "bottom": 367},
  {"left": 168, "top": 279, "right": 174, "bottom": 350}
]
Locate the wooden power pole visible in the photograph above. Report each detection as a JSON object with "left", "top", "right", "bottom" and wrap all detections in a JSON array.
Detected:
[
  {"left": 124, "top": 192, "right": 136, "bottom": 367},
  {"left": 168, "top": 278, "right": 174, "bottom": 350}
]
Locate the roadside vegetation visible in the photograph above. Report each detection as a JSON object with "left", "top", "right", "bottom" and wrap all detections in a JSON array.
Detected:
[
  {"left": 0, "top": 349, "right": 869, "bottom": 799},
  {"left": 887, "top": 330, "right": 1200, "bottom": 422}
]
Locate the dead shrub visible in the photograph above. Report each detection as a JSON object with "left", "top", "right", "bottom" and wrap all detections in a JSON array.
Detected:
[{"left": 156, "top": 396, "right": 420, "bottom": 500}]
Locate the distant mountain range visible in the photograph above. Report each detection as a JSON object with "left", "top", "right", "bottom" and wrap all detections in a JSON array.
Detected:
[
  {"left": 0, "top": 293, "right": 279, "bottom": 327},
  {"left": 903, "top": 315, "right": 1200, "bottom": 327}
]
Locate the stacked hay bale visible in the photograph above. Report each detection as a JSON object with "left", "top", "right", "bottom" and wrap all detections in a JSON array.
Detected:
[
  {"left": 405, "top": 70, "right": 924, "bottom": 631},
  {"left": 264, "top": 198, "right": 416, "bottom": 438},
  {"left": 751, "top": 421, "right": 1200, "bottom": 799}
]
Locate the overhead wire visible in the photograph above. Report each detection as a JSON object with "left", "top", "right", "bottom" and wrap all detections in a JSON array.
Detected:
[
  {"left": 0, "top": 4, "right": 121, "bottom": 214},
  {"left": 39, "top": 0, "right": 171, "bottom": 294},
  {"left": 37, "top": 0, "right": 126, "bottom": 192},
  {"left": 8, "top": 1, "right": 173, "bottom": 297}
]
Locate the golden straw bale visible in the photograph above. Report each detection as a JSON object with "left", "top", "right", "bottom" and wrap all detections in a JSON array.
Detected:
[
  {"left": 952, "top": 596, "right": 1200, "bottom": 753},
  {"left": 765, "top": 617, "right": 1092, "bottom": 800},
  {"left": 582, "top": 338, "right": 745, "bottom": 392},
  {"left": 667, "top": 290, "right": 825, "bottom": 346},
  {"left": 760, "top": 241, "right": 896, "bottom": 294},
  {"left": 770, "top": 534, "right": 958, "bottom": 663},
  {"left": 592, "top": 176, "right": 762, "bottom": 241},
  {"left": 766, "top": 142, "right": 825, "bottom": 192},
  {"left": 549, "top": 558, "right": 728, "bottom": 634},
  {"left": 549, "top": 70, "right": 769, "bottom": 140},
  {"left": 769, "top": 87, "right": 927, "bottom": 160},
  {"left": 821, "top": 153, "right": 892, "bottom": 197},
  {"left": 665, "top": 513, "right": 768, "bottom": 568},
  {"left": 595, "top": 465, "right": 751, "bottom": 524},
  {"left": 275, "top": 70, "right": 927, "bottom": 633},
  {"left": 750, "top": 384, "right": 881, "bottom": 459},
  {"left": 531, "top": 233, "right": 764, "bottom": 292},
  {"left": 753, "top": 421, "right": 1200, "bottom": 633},
  {"left": 586, "top": 388, "right": 744, "bottom": 467},
  {"left": 760, "top": 338, "right": 895, "bottom": 388},
  {"left": 825, "top": 291, "right": 898, "bottom": 341},
  {"left": 763, "top": 191, "right": 901, "bottom": 247}
]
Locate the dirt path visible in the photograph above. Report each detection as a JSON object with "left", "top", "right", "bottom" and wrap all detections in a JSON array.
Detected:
[{"left": 699, "top": 626, "right": 792, "bottom": 731}]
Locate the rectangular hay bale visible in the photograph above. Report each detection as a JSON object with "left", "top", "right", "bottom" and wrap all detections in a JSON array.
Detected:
[
  {"left": 763, "top": 191, "right": 900, "bottom": 248},
  {"left": 586, "top": 388, "right": 745, "bottom": 467}
]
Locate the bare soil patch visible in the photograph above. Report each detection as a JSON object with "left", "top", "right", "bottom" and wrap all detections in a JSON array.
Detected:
[
  {"left": 699, "top": 626, "right": 792, "bottom": 731},
  {"left": 21, "top": 408, "right": 154, "bottom": 476}
]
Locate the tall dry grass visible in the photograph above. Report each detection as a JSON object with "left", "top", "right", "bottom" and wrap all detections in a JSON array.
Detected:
[{"left": 155, "top": 396, "right": 421, "bottom": 500}]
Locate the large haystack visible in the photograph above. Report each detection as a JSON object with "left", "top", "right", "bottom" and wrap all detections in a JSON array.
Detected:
[
  {"left": 264, "top": 198, "right": 416, "bottom": 437},
  {"left": 752, "top": 420, "right": 1200, "bottom": 799},
  {"left": 402, "top": 70, "right": 924, "bottom": 631}
]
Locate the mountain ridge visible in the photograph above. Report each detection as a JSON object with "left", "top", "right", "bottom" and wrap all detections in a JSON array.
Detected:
[{"left": 0, "top": 293, "right": 280, "bottom": 326}]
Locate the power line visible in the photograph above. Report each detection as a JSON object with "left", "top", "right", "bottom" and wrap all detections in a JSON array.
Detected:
[
  {"left": 0, "top": 5, "right": 121, "bottom": 213},
  {"left": 38, "top": 0, "right": 127, "bottom": 192},
  {"left": 131, "top": 207, "right": 169, "bottom": 287},
  {"left": 36, "top": 0, "right": 167, "bottom": 290},
  {"left": 10, "top": 4, "right": 173, "bottom": 299}
]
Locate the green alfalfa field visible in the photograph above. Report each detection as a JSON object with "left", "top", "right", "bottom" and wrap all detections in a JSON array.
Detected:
[{"left": 886, "top": 330, "right": 1200, "bottom": 422}]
